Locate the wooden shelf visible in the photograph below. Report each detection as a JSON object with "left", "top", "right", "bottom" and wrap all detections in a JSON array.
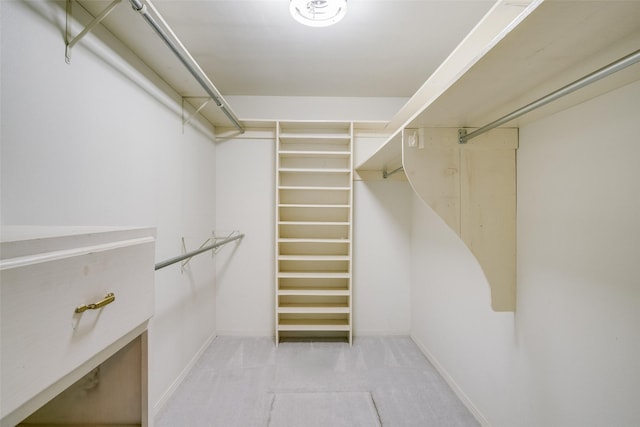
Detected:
[
  {"left": 279, "top": 204, "right": 350, "bottom": 209},
  {"left": 278, "top": 238, "right": 349, "bottom": 243},
  {"left": 279, "top": 133, "right": 350, "bottom": 142},
  {"left": 278, "top": 319, "right": 351, "bottom": 332},
  {"left": 277, "top": 272, "right": 350, "bottom": 279},
  {"left": 279, "top": 186, "right": 351, "bottom": 191},
  {"left": 279, "top": 168, "right": 351, "bottom": 174},
  {"left": 278, "top": 304, "right": 350, "bottom": 314},
  {"left": 278, "top": 255, "right": 350, "bottom": 261},
  {"left": 279, "top": 151, "right": 350, "bottom": 158},
  {"left": 356, "top": 131, "right": 402, "bottom": 172},
  {"left": 276, "top": 122, "right": 353, "bottom": 344},
  {"left": 278, "top": 289, "right": 350, "bottom": 296},
  {"left": 357, "top": 2, "right": 640, "bottom": 173},
  {"left": 279, "top": 221, "right": 349, "bottom": 226}
]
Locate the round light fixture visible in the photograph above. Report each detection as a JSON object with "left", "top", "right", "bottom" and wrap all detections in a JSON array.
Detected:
[{"left": 290, "top": 0, "right": 347, "bottom": 27}]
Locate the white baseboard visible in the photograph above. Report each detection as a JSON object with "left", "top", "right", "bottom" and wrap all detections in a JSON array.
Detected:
[
  {"left": 153, "top": 332, "right": 217, "bottom": 417},
  {"left": 354, "top": 330, "right": 411, "bottom": 336},
  {"left": 409, "top": 333, "right": 491, "bottom": 427},
  {"left": 214, "top": 331, "right": 411, "bottom": 337}
]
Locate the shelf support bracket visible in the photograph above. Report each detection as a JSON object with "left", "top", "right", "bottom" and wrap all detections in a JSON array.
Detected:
[
  {"left": 65, "top": 0, "right": 122, "bottom": 64},
  {"left": 182, "top": 97, "right": 212, "bottom": 130}
]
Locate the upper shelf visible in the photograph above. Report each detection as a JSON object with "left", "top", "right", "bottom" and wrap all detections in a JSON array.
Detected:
[{"left": 357, "top": 0, "right": 640, "bottom": 172}]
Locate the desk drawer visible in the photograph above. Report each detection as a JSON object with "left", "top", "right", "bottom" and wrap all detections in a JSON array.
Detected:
[{"left": 1, "top": 233, "right": 155, "bottom": 421}]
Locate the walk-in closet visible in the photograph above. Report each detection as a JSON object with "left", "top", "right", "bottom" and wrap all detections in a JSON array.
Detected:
[{"left": 2, "top": 1, "right": 639, "bottom": 426}]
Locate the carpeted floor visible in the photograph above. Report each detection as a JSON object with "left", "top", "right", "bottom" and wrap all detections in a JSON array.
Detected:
[{"left": 155, "top": 336, "right": 479, "bottom": 426}]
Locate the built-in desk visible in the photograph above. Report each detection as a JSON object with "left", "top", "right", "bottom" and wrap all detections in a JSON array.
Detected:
[{"left": 1, "top": 227, "right": 155, "bottom": 427}]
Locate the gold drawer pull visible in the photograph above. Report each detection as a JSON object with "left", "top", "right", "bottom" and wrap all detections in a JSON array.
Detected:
[{"left": 75, "top": 293, "right": 116, "bottom": 313}]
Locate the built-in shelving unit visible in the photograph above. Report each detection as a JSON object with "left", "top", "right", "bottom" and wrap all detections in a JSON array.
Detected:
[
  {"left": 355, "top": 0, "right": 640, "bottom": 312},
  {"left": 275, "top": 121, "right": 353, "bottom": 345}
]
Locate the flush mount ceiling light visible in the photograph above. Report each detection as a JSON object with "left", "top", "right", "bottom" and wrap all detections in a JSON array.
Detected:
[{"left": 290, "top": 0, "right": 347, "bottom": 27}]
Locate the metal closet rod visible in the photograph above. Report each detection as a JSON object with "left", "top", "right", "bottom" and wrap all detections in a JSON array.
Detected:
[
  {"left": 459, "top": 49, "right": 640, "bottom": 144},
  {"left": 128, "top": 0, "right": 244, "bottom": 133},
  {"left": 383, "top": 166, "right": 404, "bottom": 179},
  {"left": 155, "top": 233, "right": 244, "bottom": 271}
]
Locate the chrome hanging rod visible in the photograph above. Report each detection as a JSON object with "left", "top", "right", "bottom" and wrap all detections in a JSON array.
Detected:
[
  {"left": 382, "top": 166, "right": 404, "bottom": 179},
  {"left": 459, "top": 49, "right": 640, "bottom": 144},
  {"left": 129, "top": 0, "right": 244, "bottom": 133},
  {"left": 155, "top": 233, "right": 244, "bottom": 271}
]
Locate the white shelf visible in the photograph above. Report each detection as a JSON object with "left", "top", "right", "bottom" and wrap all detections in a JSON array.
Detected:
[
  {"left": 278, "top": 289, "right": 350, "bottom": 296},
  {"left": 278, "top": 255, "right": 350, "bottom": 261},
  {"left": 279, "top": 221, "right": 349, "bottom": 226},
  {"left": 279, "top": 133, "right": 350, "bottom": 143},
  {"left": 279, "top": 186, "right": 351, "bottom": 191},
  {"left": 278, "top": 238, "right": 349, "bottom": 243},
  {"left": 279, "top": 204, "right": 349, "bottom": 209},
  {"left": 278, "top": 304, "right": 350, "bottom": 314},
  {"left": 279, "top": 151, "right": 350, "bottom": 158},
  {"left": 278, "top": 319, "right": 351, "bottom": 332},
  {"left": 277, "top": 272, "right": 350, "bottom": 280},
  {"left": 356, "top": 131, "right": 402, "bottom": 172},
  {"left": 356, "top": 1, "right": 640, "bottom": 173},
  {"left": 279, "top": 168, "right": 351, "bottom": 174}
]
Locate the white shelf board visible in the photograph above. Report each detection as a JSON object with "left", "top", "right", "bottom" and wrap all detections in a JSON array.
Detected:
[
  {"left": 279, "top": 204, "right": 350, "bottom": 209},
  {"left": 278, "top": 186, "right": 351, "bottom": 191},
  {"left": 278, "top": 238, "right": 350, "bottom": 243},
  {"left": 355, "top": 131, "right": 402, "bottom": 171},
  {"left": 279, "top": 151, "right": 350, "bottom": 158},
  {"left": 356, "top": 1, "right": 640, "bottom": 172},
  {"left": 278, "top": 255, "right": 350, "bottom": 261},
  {"left": 278, "top": 304, "right": 350, "bottom": 314},
  {"left": 278, "top": 289, "right": 350, "bottom": 296},
  {"left": 278, "top": 272, "right": 351, "bottom": 279},
  {"left": 279, "top": 168, "right": 351, "bottom": 174},
  {"left": 404, "top": 1, "right": 640, "bottom": 130},
  {"left": 278, "top": 319, "right": 350, "bottom": 331},
  {"left": 279, "top": 221, "right": 349, "bottom": 226},
  {"left": 356, "top": 0, "right": 540, "bottom": 171},
  {"left": 279, "top": 133, "right": 351, "bottom": 142}
]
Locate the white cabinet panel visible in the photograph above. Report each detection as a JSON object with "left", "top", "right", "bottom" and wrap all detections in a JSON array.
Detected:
[{"left": 1, "top": 227, "right": 155, "bottom": 426}]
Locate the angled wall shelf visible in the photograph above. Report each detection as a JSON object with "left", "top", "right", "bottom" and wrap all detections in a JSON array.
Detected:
[{"left": 356, "top": 0, "right": 640, "bottom": 312}]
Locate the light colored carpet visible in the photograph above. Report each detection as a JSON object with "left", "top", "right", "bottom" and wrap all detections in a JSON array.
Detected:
[
  {"left": 155, "top": 336, "right": 479, "bottom": 426},
  {"left": 268, "top": 392, "right": 380, "bottom": 427}
]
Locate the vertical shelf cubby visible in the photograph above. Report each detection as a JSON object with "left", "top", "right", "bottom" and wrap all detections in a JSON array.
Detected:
[{"left": 275, "top": 121, "right": 353, "bottom": 345}]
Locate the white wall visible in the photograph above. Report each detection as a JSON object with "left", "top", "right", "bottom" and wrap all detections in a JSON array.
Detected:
[
  {"left": 226, "top": 96, "right": 408, "bottom": 123},
  {"left": 410, "top": 80, "right": 640, "bottom": 426},
  {"left": 353, "top": 180, "right": 412, "bottom": 334},
  {"left": 214, "top": 136, "right": 275, "bottom": 335},
  {"left": 1, "top": 0, "right": 223, "bottom": 416}
]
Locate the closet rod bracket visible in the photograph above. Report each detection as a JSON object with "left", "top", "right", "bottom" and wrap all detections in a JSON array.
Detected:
[
  {"left": 180, "top": 231, "right": 241, "bottom": 273},
  {"left": 65, "top": 0, "right": 122, "bottom": 64},
  {"left": 458, "top": 128, "right": 468, "bottom": 144},
  {"left": 382, "top": 166, "right": 404, "bottom": 179}
]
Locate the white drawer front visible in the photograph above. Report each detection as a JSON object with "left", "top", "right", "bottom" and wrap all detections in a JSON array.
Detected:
[{"left": 1, "top": 236, "right": 154, "bottom": 420}]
